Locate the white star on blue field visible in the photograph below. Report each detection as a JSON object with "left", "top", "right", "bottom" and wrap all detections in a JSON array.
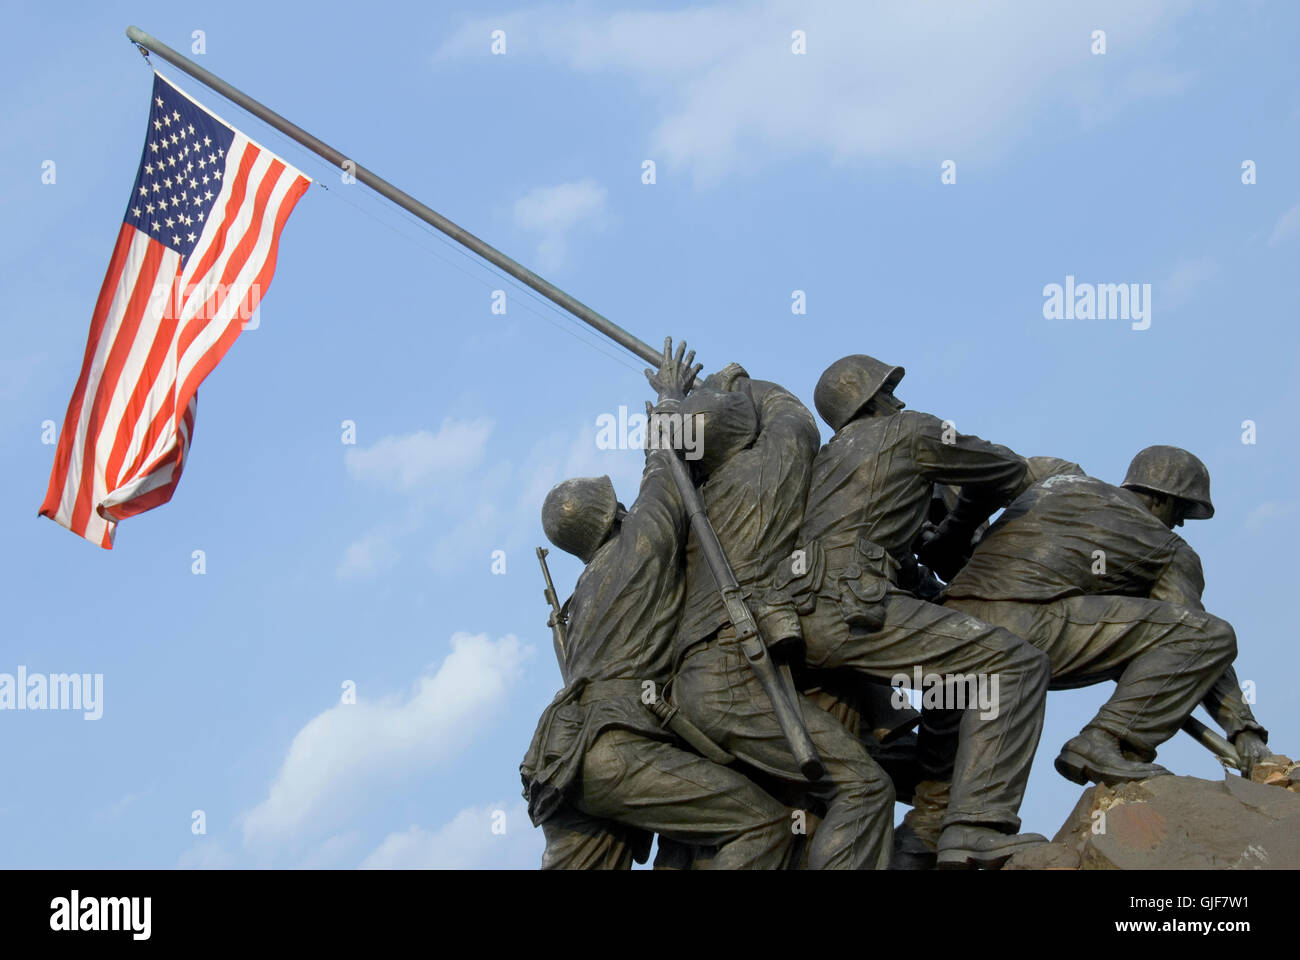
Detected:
[
  {"left": 2, "top": 0, "right": 1297, "bottom": 867},
  {"left": 124, "top": 75, "right": 233, "bottom": 255}
]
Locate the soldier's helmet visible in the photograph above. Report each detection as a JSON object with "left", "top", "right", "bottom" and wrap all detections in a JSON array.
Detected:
[
  {"left": 814, "top": 354, "right": 906, "bottom": 432},
  {"left": 1120, "top": 445, "right": 1214, "bottom": 520},
  {"left": 542, "top": 476, "right": 619, "bottom": 562},
  {"left": 681, "top": 386, "right": 758, "bottom": 477}
]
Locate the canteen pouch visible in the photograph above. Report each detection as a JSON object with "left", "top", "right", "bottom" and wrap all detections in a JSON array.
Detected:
[
  {"left": 855, "top": 534, "right": 897, "bottom": 580},
  {"left": 834, "top": 535, "right": 895, "bottom": 634},
  {"left": 837, "top": 574, "right": 888, "bottom": 634}
]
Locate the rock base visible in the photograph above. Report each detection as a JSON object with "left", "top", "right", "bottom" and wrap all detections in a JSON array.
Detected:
[{"left": 1005, "top": 757, "right": 1300, "bottom": 870}]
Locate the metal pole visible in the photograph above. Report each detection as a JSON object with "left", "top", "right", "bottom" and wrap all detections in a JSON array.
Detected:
[
  {"left": 123, "top": 27, "right": 825, "bottom": 780},
  {"left": 124, "top": 25, "right": 663, "bottom": 369}
]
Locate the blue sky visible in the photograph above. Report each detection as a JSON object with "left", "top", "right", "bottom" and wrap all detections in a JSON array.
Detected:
[{"left": 2, "top": 0, "right": 1297, "bottom": 867}]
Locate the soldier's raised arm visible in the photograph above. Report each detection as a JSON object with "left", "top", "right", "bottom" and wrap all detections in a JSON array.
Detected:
[
  {"left": 910, "top": 412, "right": 1026, "bottom": 579},
  {"left": 613, "top": 337, "right": 704, "bottom": 561},
  {"left": 1151, "top": 541, "right": 1271, "bottom": 768}
]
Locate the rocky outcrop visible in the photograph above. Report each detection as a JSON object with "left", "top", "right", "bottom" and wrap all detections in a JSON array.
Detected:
[{"left": 1005, "top": 756, "right": 1300, "bottom": 870}]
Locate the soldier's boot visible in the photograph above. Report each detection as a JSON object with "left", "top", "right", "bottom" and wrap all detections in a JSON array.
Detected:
[
  {"left": 890, "top": 779, "right": 949, "bottom": 870},
  {"left": 935, "top": 824, "right": 1048, "bottom": 870},
  {"left": 1055, "top": 726, "right": 1172, "bottom": 786},
  {"left": 891, "top": 823, "right": 936, "bottom": 871}
]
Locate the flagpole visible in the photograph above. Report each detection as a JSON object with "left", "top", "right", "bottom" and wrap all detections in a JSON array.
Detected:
[
  {"left": 122, "top": 26, "right": 826, "bottom": 779},
  {"left": 124, "top": 25, "right": 663, "bottom": 369}
]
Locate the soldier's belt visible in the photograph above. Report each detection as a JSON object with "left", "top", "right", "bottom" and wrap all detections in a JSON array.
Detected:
[
  {"left": 677, "top": 628, "right": 738, "bottom": 668},
  {"left": 574, "top": 677, "right": 735, "bottom": 765},
  {"left": 577, "top": 678, "right": 646, "bottom": 704}
]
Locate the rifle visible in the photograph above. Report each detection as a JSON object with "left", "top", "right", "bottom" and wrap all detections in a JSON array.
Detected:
[
  {"left": 536, "top": 542, "right": 736, "bottom": 767},
  {"left": 657, "top": 421, "right": 825, "bottom": 782},
  {"left": 1181, "top": 715, "right": 1242, "bottom": 772},
  {"left": 536, "top": 547, "right": 568, "bottom": 681}
]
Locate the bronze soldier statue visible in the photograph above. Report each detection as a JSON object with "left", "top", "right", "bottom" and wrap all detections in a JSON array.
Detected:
[
  {"left": 893, "top": 457, "right": 1088, "bottom": 866},
  {"left": 520, "top": 342, "right": 795, "bottom": 869},
  {"left": 669, "top": 363, "right": 898, "bottom": 870},
  {"left": 780, "top": 354, "right": 1052, "bottom": 869},
  {"left": 938, "top": 446, "right": 1271, "bottom": 785}
]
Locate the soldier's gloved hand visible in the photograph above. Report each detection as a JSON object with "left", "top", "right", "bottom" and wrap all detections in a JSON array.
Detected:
[
  {"left": 643, "top": 400, "right": 664, "bottom": 457},
  {"left": 644, "top": 337, "right": 702, "bottom": 403},
  {"left": 1232, "top": 731, "right": 1271, "bottom": 777},
  {"left": 916, "top": 520, "right": 974, "bottom": 583},
  {"left": 643, "top": 399, "right": 685, "bottom": 457}
]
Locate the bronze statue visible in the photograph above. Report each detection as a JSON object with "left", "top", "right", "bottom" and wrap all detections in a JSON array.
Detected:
[
  {"left": 668, "top": 363, "right": 897, "bottom": 870},
  {"left": 939, "top": 447, "right": 1270, "bottom": 786},
  {"left": 522, "top": 340, "right": 1282, "bottom": 871},
  {"left": 778, "top": 354, "right": 1052, "bottom": 868},
  {"left": 520, "top": 343, "right": 796, "bottom": 869}
]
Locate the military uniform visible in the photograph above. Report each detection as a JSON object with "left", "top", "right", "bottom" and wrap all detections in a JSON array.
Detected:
[
  {"left": 787, "top": 405, "right": 1050, "bottom": 835},
  {"left": 672, "top": 375, "right": 897, "bottom": 870},
  {"left": 943, "top": 473, "right": 1263, "bottom": 760},
  {"left": 521, "top": 448, "right": 793, "bottom": 870}
]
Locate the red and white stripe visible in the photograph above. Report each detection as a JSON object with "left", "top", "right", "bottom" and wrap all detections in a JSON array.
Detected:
[{"left": 40, "top": 107, "right": 309, "bottom": 548}]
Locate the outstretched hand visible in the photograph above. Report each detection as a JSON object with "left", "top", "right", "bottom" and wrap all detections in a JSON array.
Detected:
[
  {"left": 645, "top": 337, "right": 702, "bottom": 403},
  {"left": 1233, "top": 731, "right": 1271, "bottom": 777}
]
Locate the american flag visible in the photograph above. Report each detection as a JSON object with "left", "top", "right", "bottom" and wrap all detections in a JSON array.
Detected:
[{"left": 40, "top": 72, "right": 310, "bottom": 548}]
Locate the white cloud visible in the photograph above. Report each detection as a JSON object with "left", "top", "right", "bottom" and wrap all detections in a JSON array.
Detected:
[
  {"left": 362, "top": 801, "right": 542, "bottom": 869},
  {"left": 1246, "top": 500, "right": 1297, "bottom": 532},
  {"left": 337, "top": 412, "right": 647, "bottom": 581},
  {"left": 429, "top": 497, "right": 506, "bottom": 576},
  {"left": 436, "top": 1, "right": 1192, "bottom": 184},
  {"left": 1268, "top": 200, "right": 1300, "bottom": 246},
  {"left": 1161, "top": 256, "right": 1218, "bottom": 312},
  {"left": 343, "top": 418, "right": 494, "bottom": 493},
  {"left": 241, "top": 633, "right": 531, "bottom": 850},
  {"left": 336, "top": 532, "right": 400, "bottom": 580},
  {"left": 177, "top": 839, "right": 238, "bottom": 869},
  {"left": 296, "top": 832, "right": 364, "bottom": 868},
  {"left": 335, "top": 411, "right": 639, "bottom": 574},
  {"left": 513, "top": 180, "right": 608, "bottom": 270},
  {"left": 94, "top": 787, "right": 153, "bottom": 821},
  {"left": 337, "top": 419, "right": 494, "bottom": 576},
  {"left": 426, "top": 415, "right": 645, "bottom": 574},
  {"left": 559, "top": 414, "right": 645, "bottom": 488}
]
